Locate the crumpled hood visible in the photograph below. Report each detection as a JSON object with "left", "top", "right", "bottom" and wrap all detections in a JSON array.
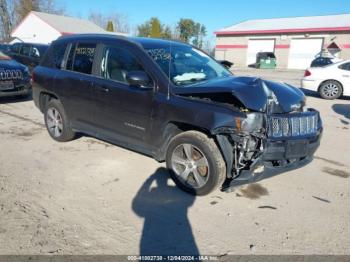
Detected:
[{"left": 174, "top": 76, "right": 306, "bottom": 113}]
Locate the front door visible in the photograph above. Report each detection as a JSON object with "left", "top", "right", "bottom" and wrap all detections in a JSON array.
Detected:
[{"left": 92, "top": 44, "right": 155, "bottom": 143}]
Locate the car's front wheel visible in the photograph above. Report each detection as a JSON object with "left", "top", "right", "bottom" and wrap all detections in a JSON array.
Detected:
[
  {"left": 319, "top": 80, "right": 343, "bottom": 100},
  {"left": 166, "top": 131, "right": 226, "bottom": 196},
  {"left": 44, "top": 99, "right": 75, "bottom": 142}
]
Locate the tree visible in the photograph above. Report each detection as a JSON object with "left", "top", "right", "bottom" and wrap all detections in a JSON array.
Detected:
[
  {"left": 88, "top": 11, "right": 130, "bottom": 34},
  {"left": 137, "top": 17, "right": 172, "bottom": 39},
  {"left": 192, "top": 23, "right": 207, "bottom": 48},
  {"left": 0, "top": 0, "right": 13, "bottom": 39},
  {"left": 160, "top": 25, "right": 172, "bottom": 39},
  {"left": 0, "top": 0, "right": 65, "bottom": 40},
  {"left": 177, "top": 18, "right": 196, "bottom": 43},
  {"left": 39, "top": 0, "right": 65, "bottom": 15},
  {"left": 137, "top": 21, "right": 151, "bottom": 37},
  {"left": 150, "top": 17, "right": 161, "bottom": 38},
  {"left": 14, "top": 0, "right": 40, "bottom": 22},
  {"left": 106, "top": 21, "right": 114, "bottom": 32}
]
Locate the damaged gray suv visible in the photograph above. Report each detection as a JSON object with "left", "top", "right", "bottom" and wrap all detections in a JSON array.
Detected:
[{"left": 32, "top": 34, "right": 322, "bottom": 195}]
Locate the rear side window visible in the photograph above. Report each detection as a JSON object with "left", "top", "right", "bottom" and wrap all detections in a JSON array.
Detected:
[
  {"left": 67, "top": 43, "right": 96, "bottom": 75},
  {"left": 41, "top": 42, "right": 67, "bottom": 68},
  {"left": 339, "top": 62, "right": 350, "bottom": 71}
]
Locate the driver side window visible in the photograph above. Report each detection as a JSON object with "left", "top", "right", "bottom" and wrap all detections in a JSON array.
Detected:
[{"left": 100, "top": 46, "right": 148, "bottom": 85}]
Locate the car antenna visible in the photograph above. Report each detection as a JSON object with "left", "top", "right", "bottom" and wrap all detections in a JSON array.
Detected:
[{"left": 167, "top": 41, "right": 172, "bottom": 100}]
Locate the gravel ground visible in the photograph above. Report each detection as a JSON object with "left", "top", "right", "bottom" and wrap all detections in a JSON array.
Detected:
[{"left": 0, "top": 69, "right": 350, "bottom": 256}]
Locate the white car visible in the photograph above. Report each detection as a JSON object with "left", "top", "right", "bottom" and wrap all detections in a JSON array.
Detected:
[{"left": 302, "top": 60, "right": 350, "bottom": 99}]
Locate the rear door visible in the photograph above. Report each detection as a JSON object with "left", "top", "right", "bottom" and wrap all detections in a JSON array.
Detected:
[
  {"left": 91, "top": 42, "right": 155, "bottom": 143},
  {"left": 54, "top": 42, "right": 97, "bottom": 130}
]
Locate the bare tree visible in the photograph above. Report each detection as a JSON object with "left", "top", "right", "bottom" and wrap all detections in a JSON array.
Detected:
[
  {"left": 39, "top": 0, "right": 65, "bottom": 15},
  {"left": 14, "top": 0, "right": 40, "bottom": 23},
  {"left": 88, "top": 11, "right": 130, "bottom": 33},
  {"left": 0, "top": 0, "right": 13, "bottom": 40}
]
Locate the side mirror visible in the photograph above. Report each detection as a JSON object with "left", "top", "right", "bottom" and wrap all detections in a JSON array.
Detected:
[
  {"left": 126, "top": 70, "right": 152, "bottom": 89},
  {"left": 218, "top": 60, "right": 234, "bottom": 69}
]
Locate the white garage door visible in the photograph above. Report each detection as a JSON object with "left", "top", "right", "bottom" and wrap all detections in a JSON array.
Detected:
[
  {"left": 247, "top": 39, "right": 275, "bottom": 66},
  {"left": 288, "top": 38, "right": 323, "bottom": 69}
]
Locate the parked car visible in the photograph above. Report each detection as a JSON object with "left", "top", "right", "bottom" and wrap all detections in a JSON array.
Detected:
[
  {"left": 8, "top": 42, "right": 49, "bottom": 72},
  {"left": 302, "top": 60, "right": 350, "bottom": 99},
  {"left": 310, "top": 56, "right": 342, "bottom": 68},
  {"left": 32, "top": 34, "right": 322, "bottom": 195},
  {"left": 0, "top": 51, "right": 31, "bottom": 98}
]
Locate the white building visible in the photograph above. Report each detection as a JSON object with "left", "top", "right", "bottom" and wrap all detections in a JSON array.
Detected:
[
  {"left": 11, "top": 11, "right": 108, "bottom": 44},
  {"left": 215, "top": 14, "right": 350, "bottom": 69}
]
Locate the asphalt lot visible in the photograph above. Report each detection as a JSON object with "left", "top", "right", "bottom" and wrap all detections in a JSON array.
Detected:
[{"left": 0, "top": 69, "right": 350, "bottom": 255}]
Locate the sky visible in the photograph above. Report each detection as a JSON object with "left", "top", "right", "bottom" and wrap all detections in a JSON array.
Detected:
[{"left": 60, "top": 0, "right": 350, "bottom": 40}]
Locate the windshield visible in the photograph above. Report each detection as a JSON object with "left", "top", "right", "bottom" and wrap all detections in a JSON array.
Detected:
[
  {"left": 145, "top": 45, "right": 232, "bottom": 86},
  {"left": 0, "top": 51, "right": 10, "bottom": 60}
]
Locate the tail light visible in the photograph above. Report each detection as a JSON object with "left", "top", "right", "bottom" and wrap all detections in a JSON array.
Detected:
[{"left": 304, "top": 70, "right": 311, "bottom": 77}]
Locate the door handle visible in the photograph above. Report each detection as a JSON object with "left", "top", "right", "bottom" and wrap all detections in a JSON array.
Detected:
[
  {"left": 94, "top": 85, "right": 109, "bottom": 93},
  {"left": 342, "top": 75, "right": 350, "bottom": 78}
]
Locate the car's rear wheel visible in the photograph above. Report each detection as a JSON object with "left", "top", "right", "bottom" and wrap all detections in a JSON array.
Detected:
[
  {"left": 44, "top": 99, "right": 75, "bottom": 142},
  {"left": 166, "top": 131, "right": 226, "bottom": 196},
  {"left": 319, "top": 80, "right": 343, "bottom": 100}
]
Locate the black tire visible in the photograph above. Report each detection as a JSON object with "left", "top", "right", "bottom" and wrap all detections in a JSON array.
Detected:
[
  {"left": 166, "top": 131, "right": 226, "bottom": 196},
  {"left": 44, "top": 99, "right": 75, "bottom": 142},
  {"left": 319, "top": 80, "right": 343, "bottom": 100}
]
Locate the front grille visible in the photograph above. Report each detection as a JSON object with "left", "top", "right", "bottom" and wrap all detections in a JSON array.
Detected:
[{"left": 269, "top": 111, "right": 319, "bottom": 138}]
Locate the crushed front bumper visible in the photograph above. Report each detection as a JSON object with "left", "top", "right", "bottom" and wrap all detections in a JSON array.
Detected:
[{"left": 221, "top": 132, "right": 322, "bottom": 192}]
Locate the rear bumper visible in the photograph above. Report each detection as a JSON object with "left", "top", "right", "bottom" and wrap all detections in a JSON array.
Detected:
[
  {"left": 221, "top": 131, "right": 322, "bottom": 191},
  {"left": 301, "top": 79, "right": 321, "bottom": 92}
]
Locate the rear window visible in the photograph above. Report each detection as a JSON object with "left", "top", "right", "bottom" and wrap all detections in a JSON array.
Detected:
[
  {"left": 52, "top": 42, "right": 67, "bottom": 69},
  {"left": 41, "top": 42, "right": 67, "bottom": 68}
]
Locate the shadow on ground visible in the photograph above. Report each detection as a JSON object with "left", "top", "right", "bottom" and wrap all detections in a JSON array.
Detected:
[
  {"left": 0, "top": 94, "right": 32, "bottom": 104},
  {"left": 132, "top": 167, "right": 199, "bottom": 255},
  {"left": 332, "top": 104, "right": 350, "bottom": 119}
]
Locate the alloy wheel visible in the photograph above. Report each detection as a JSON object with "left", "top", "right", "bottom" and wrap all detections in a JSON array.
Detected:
[
  {"left": 46, "top": 107, "right": 63, "bottom": 138},
  {"left": 171, "top": 143, "right": 210, "bottom": 189},
  {"left": 323, "top": 83, "right": 339, "bottom": 98}
]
